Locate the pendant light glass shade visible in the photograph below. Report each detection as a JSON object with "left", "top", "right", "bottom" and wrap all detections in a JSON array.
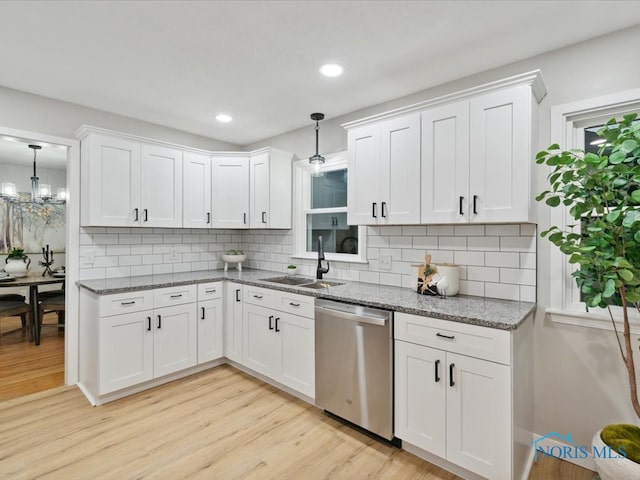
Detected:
[{"left": 309, "top": 113, "right": 326, "bottom": 177}]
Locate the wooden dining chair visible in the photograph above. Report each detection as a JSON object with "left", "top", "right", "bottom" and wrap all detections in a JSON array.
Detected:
[
  {"left": 0, "top": 300, "right": 32, "bottom": 341},
  {"left": 38, "top": 294, "right": 65, "bottom": 338}
]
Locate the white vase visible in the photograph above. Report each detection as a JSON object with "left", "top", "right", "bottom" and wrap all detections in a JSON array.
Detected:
[
  {"left": 286, "top": 267, "right": 297, "bottom": 276},
  {"left": 5, "top": 256, "right": 30, "bottom": 278},
  {"left": 592, "top": 429, "right": 640, "bottom": 480},
  {"left": 433, "top": 264, "right": 460, "bottom": 296}
]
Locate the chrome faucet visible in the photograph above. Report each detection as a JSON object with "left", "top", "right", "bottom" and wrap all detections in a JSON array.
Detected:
[{"left": 316, "top": 235, "right": 330, "bottom": 280}]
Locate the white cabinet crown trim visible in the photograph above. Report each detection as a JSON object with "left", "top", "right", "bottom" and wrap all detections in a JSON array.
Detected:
[{"left": 341, "top": 70, "right": 546, "bottom": 130}]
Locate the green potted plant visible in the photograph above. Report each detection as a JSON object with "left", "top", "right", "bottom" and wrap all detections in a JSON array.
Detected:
[
  {"left": 536, "top": 113, "right": 640, "bottom": 478},
  {"left": 5, "top": 247, "right": 31, "bottom": 278},
  {"left": 286, "top": 264, "right": 298, "bottom": 276}
]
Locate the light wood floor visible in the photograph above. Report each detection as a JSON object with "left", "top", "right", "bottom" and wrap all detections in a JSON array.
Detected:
[
  {"left": 0, "top": 313, "right": 65, "bottom": 401},
  {"left": 0, "top": 364, "right": 596, "bottom": 480}
]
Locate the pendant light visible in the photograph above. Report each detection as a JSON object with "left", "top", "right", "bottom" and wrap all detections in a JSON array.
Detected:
[{"left": 309, "top": 113, "right": 325, "bottom": 177}]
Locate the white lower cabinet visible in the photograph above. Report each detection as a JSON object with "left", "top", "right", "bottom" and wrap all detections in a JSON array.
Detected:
[
  {"left": 223, "top": 282, "right": 243, "bottom": 363},
  {"left": 242, "top": 286, "right": 315, "bottom": 398},
  {"left": 197, "top": 283, "right": 224, "bottom": 364},
  {"left": 394, "top": 312, "right": 532, "bottom": 480},
  {"left": 153, "top": 303, "right": 198, "bottom": 377}
]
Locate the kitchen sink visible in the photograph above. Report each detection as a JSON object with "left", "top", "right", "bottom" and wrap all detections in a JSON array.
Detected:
[
  {"left": 263, "top": 276, "right": 316, "bottom": 286},
  {"left": 299, "top": 281, "right": 343, "bottom": 289},
  {"left": 263, "top": 276, "right": 343, "bottom": 289}
]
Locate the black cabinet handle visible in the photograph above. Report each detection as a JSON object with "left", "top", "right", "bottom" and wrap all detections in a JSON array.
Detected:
[
  {"left": 235, "top": 289, "right": 241, "bottom": 302},
  {"left": 473, "top": 195, "right": 478, "bottom": 214},
  {"left": 449, "top": 363, "right": 455, "bottom": 387},
  {"left": 121, "top": 301, "right": 136, "bottom": 306},
  {"left": 261, "top": 211, "right": 267, "bottom": 224},
  {"left": 134, "top": 208, "right": 139, "bottom": 221},
  {"left": 243, "top": 212, "right": 247, "bottom": 224},
  {"left": 275, "top": 317, "right": 280, "bottom": 332},
  {"left": 144, "top": 209, "right": 148, "bottom": 222},
  {"left": 201, "top": 307, "right": 205, "bottom": 320},
  {"left": 372, "top": 202, "right": 377, "bottom": 218},
  {"left": 157, "top": 315, "right": 162, "bottom": 329},
  {"left": 170, "top": 294, "right": 183, "bottom": 299},
  {"left": 289, "top": 302, "right": 300, "bottom": 307},
  {"left": 436, "top": 332, "right": 455, "bottom": 340},
  {"left": 459, "top": 196, "right": 464, "bottom": 215},
  {"left": 205, "top": 288, "right": 216, "bottom": 294},
  {"left": 435, "top": 359, "right": 440, "bottom": 383},
  {"left": 207, "top": 212, "right": 211, "bottom": 224},
  {"left": 381, "top": 202, "right": 387, "bottom": 218},
  {"left": 268, "top": 315, "right": 274, "bottom": 330},
  {"left": 253, "top": 295, "right": 263, "bottom": 299},
  {"left": 147, "top": 316, "right": 151, "bottom": 331}
]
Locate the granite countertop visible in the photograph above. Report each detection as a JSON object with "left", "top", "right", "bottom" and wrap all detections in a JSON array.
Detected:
[{"left": 77, "top": 269, "right": 536, "bottom": 330}]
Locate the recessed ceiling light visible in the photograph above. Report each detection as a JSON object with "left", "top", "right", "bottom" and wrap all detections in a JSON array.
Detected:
[
  {"left": 319, "top": 63, "right": 344, "bottom": 77},
  {"left": 216, "top": 114, "right": 232, "bottom": 123}
]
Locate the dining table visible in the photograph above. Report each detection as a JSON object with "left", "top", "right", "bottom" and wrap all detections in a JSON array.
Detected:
[{"left": 0, "top": 273, "right": 65, "bottom": 345}]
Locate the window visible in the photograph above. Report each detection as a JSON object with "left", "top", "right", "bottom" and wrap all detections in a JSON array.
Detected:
[
  {"left": 293, "top": 152, "right": 366, "bottom": 263},
  {"left": 547, "top": 89, "right": 640, "bottom": 332}
]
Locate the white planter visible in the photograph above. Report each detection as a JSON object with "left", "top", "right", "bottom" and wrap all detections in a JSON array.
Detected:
[
  {"left": 592, "top": 429, "right": 640, "bottom": 480},
  {"left": 286, "top": 267, "right": 298, "bottom": 276},
  {"left": 222, "top": 254, "right": 246, "bottom": 272},
  {"left": 5, "top": 256, "right": 30, "bottom": 278}
]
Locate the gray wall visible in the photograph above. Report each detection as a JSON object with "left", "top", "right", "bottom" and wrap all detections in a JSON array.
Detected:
[
  {"left": 246, "top": 25, "right": 640, "bottom": 448},
  {"left": 0, "top": 85, "right": 241, "bottom": 151}
]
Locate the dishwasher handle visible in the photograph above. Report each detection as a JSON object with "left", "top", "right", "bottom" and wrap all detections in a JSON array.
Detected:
[{"left": 316, "top": 305, "right": 388, "bottom": 326}]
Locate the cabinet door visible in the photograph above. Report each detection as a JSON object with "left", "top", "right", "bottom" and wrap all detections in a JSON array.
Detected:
[
  {"left": 421, "top": 101, "right": 470, "bottom": 223},
  {"left": 446, "top": 352, "right": 511, "bottom": 480},
  {"left": 140, "top": 144, "right": 183, "bottom": 227},
  {"left": 381, "top": 113, "right": 421, "bottom": 224},
  {"left": 86, "top": 134, "right": 141, "bottom": 226},
  {"left": 469, "top": 85, "right": 531, "bottom": 223},
  {"left": 224, "top": 282, "right": 243, "bottom": 363},
  {"left": 242, "top": 303, "right": 280, "bottom": 378},
  {"left": 250, "top": 152, "right": 270, "bottom": 228},
  {"left": 278, "top": 312, "right": 314, "bottom": 398},
  {"left": 99, "top": 310, "right": 153, "bottom": 394},
  {"left": 347, "top": 124, "right": 381, "bottom": 225},
  {"left": 183, "top": 152, "right": 211, "bottom": 228},
  {"left": 394, "top": 340, "right": 446, "bottom": 458},
  {"left": 197, "top": 299, "right": 223, "bottom": 363},
  {"left": 153, "top": 303, "right": 197, "bottom": 377},
  {"left": 212, "top": 155, "right": 250, "bottom": 228}
]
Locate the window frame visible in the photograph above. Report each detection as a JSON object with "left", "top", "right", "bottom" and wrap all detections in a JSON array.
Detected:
[
  {"left": 292, "top": 151, "right": 367, "bottom": 263},
  {"left": 547, "top": 88, "right": 640, "bottom": 333}
]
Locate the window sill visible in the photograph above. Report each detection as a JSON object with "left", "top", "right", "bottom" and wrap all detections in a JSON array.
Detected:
[
  {"left": 290, "top": 253, "right": 369, "bottom": 265},
  {"left": 546, "top": 307, "right": 640, "bottom": 335}
]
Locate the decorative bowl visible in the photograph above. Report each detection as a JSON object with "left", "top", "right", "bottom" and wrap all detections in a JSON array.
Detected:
[{"left": 222, "top": 254, "right": 246, "bottom": 264}]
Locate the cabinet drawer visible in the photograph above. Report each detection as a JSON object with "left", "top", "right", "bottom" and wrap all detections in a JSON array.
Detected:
[
  {"left": 154, "top": 285, "right": 197, "bottom": 308},
  {"left": 244, "top": 285, "right": 276, "bottom": 309},
  {"left": 277, "top": 291, "right": 314, "bottom": 318},
  {"left": 198, "top": 282, "right": 223, "bottom": 301},
  {"left": 99, "top": 290, "right": 153, "bottom": 317},
  {"left": 395, "top": 312, "right": 511, "bottom": 365}
]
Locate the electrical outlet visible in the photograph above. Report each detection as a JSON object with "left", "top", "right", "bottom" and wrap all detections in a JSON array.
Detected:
[
  {"left": 379, "top": 254, "right": 392, "bottom": 270},
  {"left": 169, "top": 247, "right": 180, "bottom": 261},
  {"left": 82, "top": 248, "right": 95, "bottom": 266}
]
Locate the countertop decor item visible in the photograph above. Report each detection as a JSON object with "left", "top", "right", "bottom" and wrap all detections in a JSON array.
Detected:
[
  {"left": 222, "top": 250, "right": 246, "bottom": 272},
  {"left": 286, "top": 265, "right": 298, "bottom": 276},
  {"left": 537, "top": 113, "right": 640, "bottom": 475},
  {"left": 38, "top": 244, "right": 55, "bottom": 276},
  {"left": 5, "top": 247, "right": 30, "bottom": 278}
]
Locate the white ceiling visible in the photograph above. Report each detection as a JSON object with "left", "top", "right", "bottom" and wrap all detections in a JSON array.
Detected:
[
  {"left": 0, "top": 137, "right": 67, "bottom": 170},
  {"left": 0, "top": 1, "right": 639, "bottom": 146}
]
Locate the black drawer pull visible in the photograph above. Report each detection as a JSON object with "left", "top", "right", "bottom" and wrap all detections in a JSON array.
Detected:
[
  {"left": 436, "top": 332, "right": 455, "bottom": 340},
  {"left": 459, "top": 196, "right": 464, "bottom": 215},
  {"left": 147, "top": 316, "right": 151, "bottom": 331},
  {"left": 120, "top": 301, "right": 136, "bottom": 306},
  {"left": 268, "top": 315, "right": 274, "bottom": 330},
  {"left": 201, "top": 307, "right": 205, "bottom": 320},
  {"left": 275, "top": 317, "right": 280, "bottom": 333},
  {"left": 289, "top": 302, "right": 300, "bottom": 307},
  {"left": 449, "top": 363, "right": 455, "bottom": 387},
  {"left": 205, "top": 289, "right": 216, "bottom": 293},
  {"left": 253, "top": 295, "right": 263, "bottom": 299},
  {"left": 170, "top": 294, "right": 183, "bottom": 299},
  {"left": 435, "top": 359, "right": 440, "bottom": 383},
  {"left": 157, "top": 315, "right": 162, "bottom": 329},
  {"left": 235, "top": 289, "right": 241, "bottom": 302}
]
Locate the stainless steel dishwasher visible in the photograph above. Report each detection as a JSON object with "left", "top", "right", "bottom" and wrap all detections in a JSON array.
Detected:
[{"left": 315, "top": 299, "right": 394, "bottom": 441}]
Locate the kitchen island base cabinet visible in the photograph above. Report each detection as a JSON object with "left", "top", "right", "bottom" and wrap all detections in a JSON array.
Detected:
[{"left": 394, "top": 312, "right": 533, "bottom": 480}]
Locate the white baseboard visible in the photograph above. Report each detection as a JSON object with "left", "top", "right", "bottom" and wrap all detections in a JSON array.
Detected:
[{"left": 532, "top": 432, "right": 596, "bottom": 471}]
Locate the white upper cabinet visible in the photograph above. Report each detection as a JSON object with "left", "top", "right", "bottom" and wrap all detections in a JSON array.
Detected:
[
  {"left": 183, "top": 152, "right": 212, "bottom": 228},
  {"left": 140, "top": 144, "right": 183, "bottom": 227},
  {"left": 249, "top": 148, "right": 292, "bottom": 229},
  {"left": 347, "top": 113, "right": 421, "bottom": 225},
  {"left": 345, "top": 70, "right": 546, "bottom": 225},
  {"left": 212, "top": 155, "right": 250, "bottom": 229}
]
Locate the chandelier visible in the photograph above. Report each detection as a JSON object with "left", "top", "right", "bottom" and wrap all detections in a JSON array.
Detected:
[{"left": 0, "top": 144, "right": 66, "bottom": 205}]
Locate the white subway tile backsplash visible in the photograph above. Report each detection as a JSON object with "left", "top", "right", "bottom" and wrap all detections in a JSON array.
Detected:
[
  {"left": 459, "top": 280, "right": 485, "bottom": 296},
  {"left": 402, "top": 249, "right": 428, "bottom": 262},
  {"left": 486, "top": 225, "right": 520, "bottom": 236},
  {"left": 118, "top": 255, "right": 142, "bottom": 266},
  {"left": 389, "top": 236, "right": 413, "bottom": 248},
  {"left": 412, "top": 236, "right": 438, "bottom": 249},
  {"left": 359, "top": 271, "right": 380, "bottom": 284},
  {"left": 501, "top": 236, "right": 535, "bottom": 252},
  {"left": 130, "top": 245, "right": 153, "bottom": 255},
  {"left": 467, "top": 236, "right": 499, "bottom": 251},
  {"left": 500, "top": 268, "right": 536, "bottom": 286},
  {"left": 92, "top": 234, "right": 119, "bottom": 245},
  {"left": 131, "top": 265, "right": 153, "bottom": 276},
  {"left": 454, "top": 251, "right": 484, "bottom": 266},
  {"left": 467, "top": 266, "right": 500, "bottom": 283},
  {"left": 106, "top": 266, "right": 131, "bottom": 278},
  {"left": 438, "top": 236, "right": 467, "bottom": 250},
  {"left": 380, "top": 273, "right": 402, "bottom": 287},
  {"left": 427, "top": 225, "right": 454, "bottom": 236},
  {"left": 485, "top": 252, "right": 520, "bottom": 268},
  {"left": 430, "top": 250, "right": 454, "bottom": 264},
  {"left": 454, "top": 225, "right": 485, "bottom": 236},
  {"left": 153, "top": 264, "right": 173, "bottom": 275},
  {"left": 485, "top": 282, "right": 520, "bottom": 301},
  {"left": 520, "top": 285, "right": 536, "bottom": 302},
  {"left": 119, "top": 234, "right": 142, "bottom": 245},
  {"left": 106, "top": 245, "right": 131, "bottom": 256},
  {"left": 520, "top": 252, "right": 536, "bottom": 269},
  {"left": 402, "top": 226, "right": 427, "bottom": 236},
  {"left": 520, "top": 224, "right": 537, "bottom": 236}
]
